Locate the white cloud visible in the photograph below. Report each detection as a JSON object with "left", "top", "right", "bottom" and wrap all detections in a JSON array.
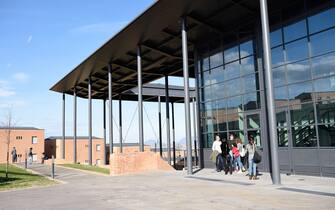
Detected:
[
  {"left": 69, "top": 21, "right": 128, "bottom": 35},
  {"left": 13, "top": 72, "right": 29, "bottom": 83},
  {"left": 0, "top": 81, "right": 15, "bottom": 97},
  {"left": 27, "top": 35, "right": 32, "bottom": 44}
]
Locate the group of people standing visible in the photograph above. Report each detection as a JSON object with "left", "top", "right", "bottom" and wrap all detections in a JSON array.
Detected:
[{"left": 211, "top": 134, "right": 260, "bottom": 180}]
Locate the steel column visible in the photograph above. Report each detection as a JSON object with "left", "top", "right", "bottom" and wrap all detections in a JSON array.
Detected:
[
  {"left": 62, "top": 93, "right": 65, "bottom": 159},
  {"left": 165, "top": 75, "right": 171, "bottom": 165},
  {"left": 181, "top": 17, "right": 193, "bottom": 175},
  {"left": 137, "top": 45, "right": 144, "bottom": 152},
  {"left": 88, "top": 77, "right": 92, "bottom": 165},
  {"left": 103, "top": 99, "right": 106, "bottom": 165},
  {"left": 259, "top": 0, "right": 281, "bottom": 185},
  {"left": 158, "top": 96, "right": 163, "bottom": 156},
  {"left": 192, "top": 97, "right": 198, "bottom": 166},
  {"left": 171, "top": 102, "right": 176, "bottom": 167},
  {"left": 119, "top": 96, "right": 123, "bottom": 153},
  {"left": 73, "top": 89, "right": 77, "bottom": 164},
  {"left": 108, "top": 64, "right": 114, "bottom": 155}
]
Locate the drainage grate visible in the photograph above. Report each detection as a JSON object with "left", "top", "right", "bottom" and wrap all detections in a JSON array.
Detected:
[
  {"left": 278, "top": 187, "right": 335, "bottom": 197},
  {"left": 185, "top": 176, "right": 254, "bottom": 186}
]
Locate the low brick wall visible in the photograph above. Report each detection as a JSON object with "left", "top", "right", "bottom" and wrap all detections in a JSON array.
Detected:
[{"left": 110, "top": 151, "right": 173, "bottom": 175}]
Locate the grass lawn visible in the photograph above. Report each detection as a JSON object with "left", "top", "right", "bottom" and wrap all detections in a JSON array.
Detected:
[
  {"left": 60, "top": 164, "right": 110, "bottom": 175},
  {"left": 0, "top": 164, "right": 56, "bottom": 191}
]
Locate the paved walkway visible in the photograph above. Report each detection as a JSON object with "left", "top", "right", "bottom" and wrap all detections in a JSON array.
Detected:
[{"left": 1, "top": 165, "right": 334, "bottom": 210}]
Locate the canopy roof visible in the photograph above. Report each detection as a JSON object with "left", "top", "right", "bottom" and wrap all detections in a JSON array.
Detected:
[{"left": 50, "top": 0, "right": 307, "bottom": 99}]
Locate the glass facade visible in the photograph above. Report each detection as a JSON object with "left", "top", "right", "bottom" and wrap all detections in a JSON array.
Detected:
[{"left": 199, "top": 7, "right": 335, "bottom": 148}]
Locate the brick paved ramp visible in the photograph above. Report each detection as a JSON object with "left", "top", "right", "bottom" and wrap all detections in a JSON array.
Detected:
[{"left": 0, "top": 166, "right": 334, "bottom": 210}]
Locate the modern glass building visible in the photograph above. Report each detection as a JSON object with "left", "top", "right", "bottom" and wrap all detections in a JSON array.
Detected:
[
  {"left": 51, "top": 0, "right": 335, "bottom": 177},
  {"left": 199, "top": 1, "right": 335, "bottom": 176}
]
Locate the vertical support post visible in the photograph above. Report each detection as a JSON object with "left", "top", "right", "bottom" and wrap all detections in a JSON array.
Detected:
[
  {"left": 158, "top": 96, "right": 163, "bottom": 157},
  {"left": 181, "top": 17, "right": 193, "bottom": 175},
  {"left": 137, "top": 45, "right": 144, "bottom": 152},
  {"left": 103, "top": 99, "right": 106, "bottom": 165},
  {"left": 88, "top": 77, "right": 92, "bottom": 165},
  {"left": 62, "top": 93, "right": 65, "bottom": 159},
  {"left": 192, "top": 97, "right": 198, "bottom": 166},
  {"left": 165, "top": 75, "right": 171, "bottom": 165},
  {"left": 108, "top": 63, "right": 114, "bottom": 156},
  {"left": 171, "top": 102, "right": 176, "bottom": 167},
  {"left": 51, "top": 155, "right": 55, "bottom": 179},
  {"left": 119, "top": 96, "right": 123, "bottom": 153},
  {"left": 73, "top": 89, "right": 77, "bottom": 164},
  {"left": 259, "top": 0, "right": 281, "bottom": 185}
]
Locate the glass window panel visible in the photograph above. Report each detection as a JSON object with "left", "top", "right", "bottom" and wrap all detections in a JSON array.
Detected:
[
  {"left": 275, "top": 86, "right": 288, "bottom": 107},
  {"left": 288, "top": 81, "right": 313, "bottom": 103},
  {"left": 286, "top": 60, "right": 311, "bottom": 84},
  {"left": 202, "top": 57, "right": 210, "bottom": 71},
  {"left": 310, "top": 28, "right": 335, "bottom": 57},
  {"left": 270, "top": 29, "right": 282, "bottom": 48},
  {"left": 202, "top": 70, "right": 211, "bottom": 86},
  {"left": 290, "top": 103, "right": 315, "bottom": 126},
  {"left": 283, "top": 20, "right": 307, "bottom": 42},
  {"left": 272, "top": 46, "right": 285, "bottom": 67},
  {"left": 205, "top": 133, "right": 214, "bottom": 148},
  {"left": 227, "top": 96, "right": 243, "bottom": 113},
  {"left": 211, "top": 66, "right": 224, "bottom": 84},
  {"left": 243, "top": 92, "right": 260, "bottom": 110},
  {"left": 308, "top": 8, "right": 335, "bottom": 34},
  {"left": 227, "top": 113, "right": 244, "bottom": 130},
  {"left": 242, "top": 73, "right": 259, "bottom": 93},
  {"left": 240, "top": 40, "right": 253, "bottom": 58},
  {"left": 318, "top": 124, "right": 335, "bottom": 147},
  {"left": 217, "top": 112, "right": 227, "bottom": 132},
  {"left": 285, "top": 38, "right": 309, "bottom": 63},
  {"left": 204, "top": 102, "right": 214, "bottom": 118},
  {"left": 316, "top": 100, "right": 335, "bottom": 124},
  {"left": 224, "top": 46, "right": 239, "bottom": 63},
  {"left": 277, "top": 127, "right": 288, "bottom": 147},
  {"left": 246, "top": 114, "right": 260, "bottom": 129},
  {"left": 311, "top": 52, "right": 335, "bottom": 78},
  {"left": 314, "top": 76, "right": 335, "bottom": 100},
  {"left": 240, "top": 56, "right": 255, "bottom": 75},
  {"left": 210, "top": 51, "right": 223, "bottom": 68},
  {"left": 225, "top": 78, "right": 241, "bottom": 97},
  {"left": 224, "top": 61, "right": 240, "bottom": 80},
  {"left": 213, "top": 83, "right": 225, "bottom": 99},
  {"left": 203, "top": 86, "right": 212, "bottom": 102},
  {"left": 273, "top": 66, "right": 286, "bottom": 87},
  {"left": 276, "top": 109, "right": 287, "bottom": 127},
  {"left": 292, "top": 125, "right": 317, "bottom": 147}
]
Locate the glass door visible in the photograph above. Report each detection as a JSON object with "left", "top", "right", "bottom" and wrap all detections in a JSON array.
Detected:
[{"left": 244, "top": 112, "right": 262, "bottom": 147}]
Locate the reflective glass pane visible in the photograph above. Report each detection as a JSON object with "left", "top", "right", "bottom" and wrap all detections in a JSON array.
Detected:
[
  {"left": 311, "top": 52, "right": 335, "bottom": 78},
  {"left": 227, "top": 96, "right": 243, "bottom": 113},
  {"left": 272, "top": 46, "right": 285, "bottom": 67},
  {"left": 318, "top": 124, "right": 335, "bottom": 147},
  {"left": 205, "top": 133, "right": 214, "bottom": 148},
  {"left": 240, "top": 40, "right": 253, "bottom": 58},
  {"left": 243, "top": 92, "right": 260, "bottom": 110},
  {"left": 308, "top": 8, "right": 335, "bottom": 34},
  {"left": 310, "top": 28, "right": 335, "bottom": 57},
  {"left": 203, "top": 86, "right": 212, "bottom": 101},
  {"left": 270, "top": 29, "right": 282, "bottom": 48},
  {"left": 290, "top": 103, "right": 315, "bottom": 126},
  {"left": 283, "top": 20, "right": 307, "bottom": 42},
  {"left": 242, "top": 73, "right": 258, "bottom": 93},
  {"left": 285, "top": 38, "right": 309, "bottom": 63},
  {"left": 286, "top": 60, "right": 311, "bottom": 84},
  {"left": 225, "top": 78, "right": 241, "bottom": 97},
  {"left": 240, "top": 56, "right": 255, "bottom": 75},
  {"left": 246, "top": 114, "right": 260, "bottom": 129},
  {"left": 224, "top": 46, "right": 239, "bottom": 63},
  {"left": 275, "top": 86, "right": 288, "bottom": 107},
  {"left": 292, "top": 125, "right": 317, "bottom": 147},
  {"left": 288, "top": 81, "right": 313, "bottom": 103},
  {"left": 210, "top": 51, "right": 223, "bottom": 68},
  {"left": 277, "top": 127, "right": 288, "bottom": 147},
  {"left": 316, "top": 100, "right": 335, "bottom": 124},
  {"left": 227, "top": 113, "right": 244, "bottom": 130},
  {"left": 276, "top": 109, "right": 287, "bottom": 127},
  {"left": 217, "top": 100, "right": 227, "bottom": 131},
  {"left": 202, "top": 70, "right": 211, "bottom": 86},
  {"left": 202, "top": 57, "right": 210, "bottom": 71},
  {"left": 314, "top": 76, "right": 335, "bottom": 100},
  {"left": 204, "top": 102, "right": 214, "bottom": 118},
  {"left": 224, "top": 61, "right": 240, "bottom": 80},
  {"left": 213, "top": 83, "right": 225, "bottom": 100},
  {"left": 273, "top": 66, "right": 286, "bottom": 87},
  {"left": 211, "top": 66, "right": 224, "bottom": 84}
]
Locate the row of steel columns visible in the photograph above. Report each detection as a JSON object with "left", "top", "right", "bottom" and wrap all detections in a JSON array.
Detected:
[{"left": 60, "top": 0, "right": 280, "bottom": 184}]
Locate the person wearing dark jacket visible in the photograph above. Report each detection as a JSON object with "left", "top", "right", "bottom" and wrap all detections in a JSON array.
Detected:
[{"left": 220, "top": 138, "right": 232, "bottom": 175}]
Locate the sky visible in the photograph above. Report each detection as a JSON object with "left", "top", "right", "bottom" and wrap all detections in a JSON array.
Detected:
[{"left": 0, "top": 0, "right": 195, "bottom": 146}]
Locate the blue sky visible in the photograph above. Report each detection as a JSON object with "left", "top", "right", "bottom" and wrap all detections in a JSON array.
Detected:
[{"left": 0, "top": 0, "right": 195, "bottom": 146}]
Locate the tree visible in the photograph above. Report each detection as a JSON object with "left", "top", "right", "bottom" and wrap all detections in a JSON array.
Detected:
[{"left": 1, "top": 108, "right": 15, "bottom": 179}]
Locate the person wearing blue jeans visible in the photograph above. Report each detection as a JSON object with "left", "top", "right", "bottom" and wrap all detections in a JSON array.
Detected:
[{"left": 246, "top": 136, "right": 259, "bottom": 180}]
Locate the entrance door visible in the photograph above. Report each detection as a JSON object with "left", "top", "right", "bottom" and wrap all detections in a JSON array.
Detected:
[{"left": 244, "top": 112, "right": 262, "bottom": 147}]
